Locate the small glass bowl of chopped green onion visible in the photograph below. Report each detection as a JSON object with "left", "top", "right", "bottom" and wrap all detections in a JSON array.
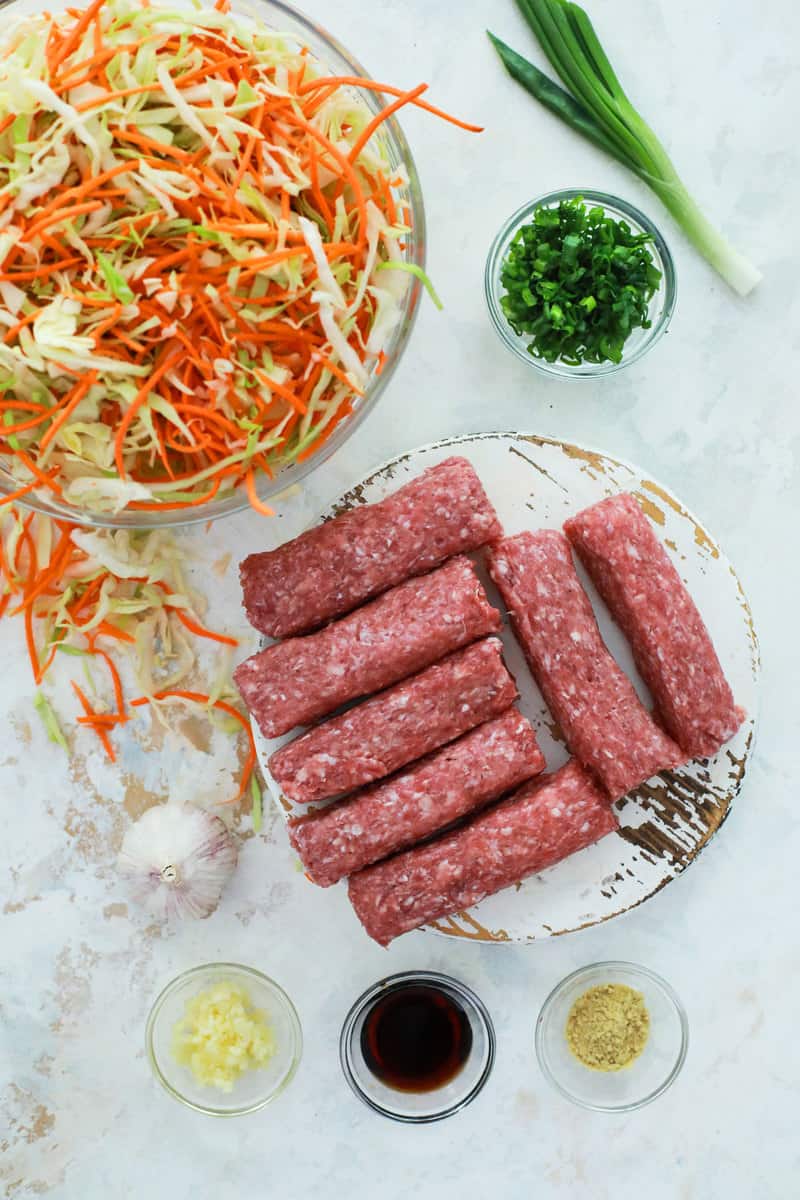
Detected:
[{"left": 485, "top": 189, "right": 676, "bottom": 378}]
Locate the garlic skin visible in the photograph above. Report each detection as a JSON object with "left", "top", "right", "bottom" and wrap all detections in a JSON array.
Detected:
[{"left": 118, "top": 803, "right": 238, "bottom": 920}]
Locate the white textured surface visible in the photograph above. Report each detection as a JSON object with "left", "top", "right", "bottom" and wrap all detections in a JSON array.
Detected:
[{"left": 2, "top": 0, "right": 799, "bottom": 1197}]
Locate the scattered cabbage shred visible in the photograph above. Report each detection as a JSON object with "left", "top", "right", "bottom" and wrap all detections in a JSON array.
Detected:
[{"left": 1, "top": 505, "right": 254, "bottom": 803}]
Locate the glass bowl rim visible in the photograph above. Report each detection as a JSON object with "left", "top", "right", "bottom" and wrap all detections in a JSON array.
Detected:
[
  {"left": 339, "top": 969, "right": 496, "bottom": 1124},
  {"left": 0, "top": 0, "right": 426, "bottom": 529},
  {"left": 484, "top": 186, "right": 677, "bottom": 379},
  {"left": 534, "top": 959, "right": 689, "bottom": 1113},
  {"left": 145, "top": 961, "right": 303, "bottom": 1116}
]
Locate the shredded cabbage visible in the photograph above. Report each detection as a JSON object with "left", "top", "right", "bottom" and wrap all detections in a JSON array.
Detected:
[{"left": 33, "top": 690, "right": 69, "bottom": 752}]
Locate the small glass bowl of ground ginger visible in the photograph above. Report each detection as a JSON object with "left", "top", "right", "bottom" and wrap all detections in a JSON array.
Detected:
[
  {"left": 146, "top": 964, "right": 302, "bottom": 1116},
  {"left": 535, "top": 962, "right": 688, "bottom": 1112}
]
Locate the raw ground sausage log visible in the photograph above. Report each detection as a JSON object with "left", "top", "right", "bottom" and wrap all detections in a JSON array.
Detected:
[
  {"left": 239, "top": 456, "right": 502, "bottom": 637},
  {"left": 270, "top": 638, "right": 517, "bottom": 804},
  {"left": 347, "top": 759, "right": 618, "bottom": 946},
  {"left": 234, "top": 557, "right": 501, "bottom": 739},
  {"left": 486, "top": 530, "right": 685, "bottom": 799},
  {"left": 564, "top": 493, "right": 744, "bottom": 759},
  {"left": 288, "top": 708, "right": 545, "bottom": 888}
]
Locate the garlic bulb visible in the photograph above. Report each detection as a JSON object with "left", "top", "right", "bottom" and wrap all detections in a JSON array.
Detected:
[{"left": 118, "top": 803, "right": 238, "bottom": 920}]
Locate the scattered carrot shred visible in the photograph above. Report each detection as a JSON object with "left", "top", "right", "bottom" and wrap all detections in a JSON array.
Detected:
[
  {"left": 0, "top": 505, "right": 252, "bottom": 800},
  {"left": 245, "top": 469, "right": 275, "bottom": 517},
  {"left": 130, "top": 689, "right": 256, "bottom": 803},
  {"left": 71, "top": 678, "right": 117, "bottom": 762}
]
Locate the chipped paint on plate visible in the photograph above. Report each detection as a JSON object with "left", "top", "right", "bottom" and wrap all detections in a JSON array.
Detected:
[{"left": 253, "top": 432, "right": 759, "bottom": 943}]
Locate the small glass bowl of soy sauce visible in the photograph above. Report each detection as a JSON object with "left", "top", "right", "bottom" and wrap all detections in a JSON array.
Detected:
[{"left": 339, "top": 971, "right": 495, "bottom": 1123}]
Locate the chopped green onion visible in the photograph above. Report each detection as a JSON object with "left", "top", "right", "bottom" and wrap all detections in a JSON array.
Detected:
[{"left": 500, "top": 196, "right": 660, "bottom": 364}]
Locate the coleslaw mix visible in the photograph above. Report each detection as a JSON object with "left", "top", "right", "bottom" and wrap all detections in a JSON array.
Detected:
[
  {"left": 0, "top": 0, "right": 479, "bottom": 800},
  {"left": 0, "top": 0, "right": 472, "bottom": 516}
]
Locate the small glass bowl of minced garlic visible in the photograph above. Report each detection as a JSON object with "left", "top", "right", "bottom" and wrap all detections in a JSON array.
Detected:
[
  {"left": 146, "top": 964, "right": 302, "bottom": 1116},
  {"left": 535, "top": 962, "right": 688, "bottom": 1112}
]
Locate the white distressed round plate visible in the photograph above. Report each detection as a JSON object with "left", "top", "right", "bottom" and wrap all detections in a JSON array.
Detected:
[{"left": 253, "top": 432, "right": 759, "bottom": 943}]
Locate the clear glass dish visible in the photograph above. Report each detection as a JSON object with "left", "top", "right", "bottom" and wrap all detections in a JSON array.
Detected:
[
  {"left": 535, "top": 961, "right": 688, "bottom": 1112},
  {"left": 145, "top": 963, "right": 302, "bottom": 1116},
  {"left": 484, "top": 188, "right": 676, "bottom": 379},
  {"left": 0, "top": 0, "right": 426, "bottom": 528},
  {"left": 340, "top": 970, "right": 495, "bottom": 1123}
]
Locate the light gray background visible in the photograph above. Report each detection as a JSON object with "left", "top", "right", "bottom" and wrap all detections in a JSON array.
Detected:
[{"left": 2, "top": 1, "right": 798, "bottom": 1197}]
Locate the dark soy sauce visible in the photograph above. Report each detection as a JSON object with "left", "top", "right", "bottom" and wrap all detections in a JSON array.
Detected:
[{"left": 360, "top": 984, "right": 473, "bottom": 1093}]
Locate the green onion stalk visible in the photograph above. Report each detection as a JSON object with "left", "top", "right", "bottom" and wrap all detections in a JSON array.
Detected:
[{"left": 489, "top": 0, "right": 761, "bottom": 296}]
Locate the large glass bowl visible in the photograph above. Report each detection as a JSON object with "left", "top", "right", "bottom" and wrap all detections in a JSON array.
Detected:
[{"left": 0, "top": 0, "right": 426, "bottom": 528}]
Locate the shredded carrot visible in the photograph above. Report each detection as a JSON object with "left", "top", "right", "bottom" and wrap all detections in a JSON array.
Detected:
[
  {"left": 73, "top": 84, "right": 163, "bottom": 113},
  {"left": 39, "top": 371, "right": 99, "bottom": 452},
  {"left": 57, "top": 0, "right": 106, "bottom": 65},
  {"left": 24, "top": 602, "right": 40, "bottom": 681},
  {"left": 0, "top": 411, "right": 55, "bottom": 437},
  {"left": 95, "top": 620, "right": 136, "bottom": 644},
  {"left": 317, "top": 356, "right": 365, "bottom": 398},
  {"left": 76, "top": 712, "right": 123, "bottom": 727},
  {"left": 245, "top": 469, "right": 275, "bottom": 517},
  {"left": 0, "top": 477, "right": 49, "bottom": 506},
  {"left": 24, "top": 200, "right": 106, "bottom": 241},
  {"left": 297, "top": 74, "right": 485, "bottom": 132},
  {"left": 347, "top": 82, "right": 429, "bottom": 164},
  {"left": 3, "top": 308, "right": 41, "bottom": 345},
  {"left": 9, "top": 527, "right": 73, "bottom": 615},
  {"left": 114, "top": 351, "right": 181, "bottom": 479},
  {"left": 71, "top": 680, "right": 117, "bottom": 762},
  {"left": 13, "top": 450, "right": 62, "bottom": 496},
  {"left": 172, "top": 607, "right": 239, "bottom": 645},
  {"left": 126, "top": 477, "right": 222, "bottom": 511},
  {"left": 130, "top": 689, "right": 256, "bottom": 803},
  {"left": 154, "top": 580, "right": 238, "bottom": 646}
]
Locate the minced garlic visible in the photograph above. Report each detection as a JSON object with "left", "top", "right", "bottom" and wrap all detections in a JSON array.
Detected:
[
  {"left": 171, "top": 980, "right": 276, "bottom": 1092},
  {"left": 565, "top": 983, "right": 650, "bottom": 1071}
]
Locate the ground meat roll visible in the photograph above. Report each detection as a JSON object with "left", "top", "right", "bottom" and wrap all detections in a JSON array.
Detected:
[
  {"left": 270, "top": 638, "right": 517, "bottom": 804},
  {"left": 486, "top": 530, "right": 685, "bottom": 798},
  {"left": 240, "top": 456, "right": 502, "bottom": 637},
  {"left": 234, "top": 557, "right": 501, "bottom": 738},
  {"left": 348, "top": 759, "right": 618, "bottom": 946},
  {"left": 288, "top": 708, "right": 545, "bottom": 888},
  {"left": 564, "top": 493, "right": 744, "bottom": 758}
]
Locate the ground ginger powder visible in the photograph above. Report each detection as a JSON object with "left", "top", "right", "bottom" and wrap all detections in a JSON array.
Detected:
[{"left": 565, "top": 983, "right": 650, "bottom": 1071}]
